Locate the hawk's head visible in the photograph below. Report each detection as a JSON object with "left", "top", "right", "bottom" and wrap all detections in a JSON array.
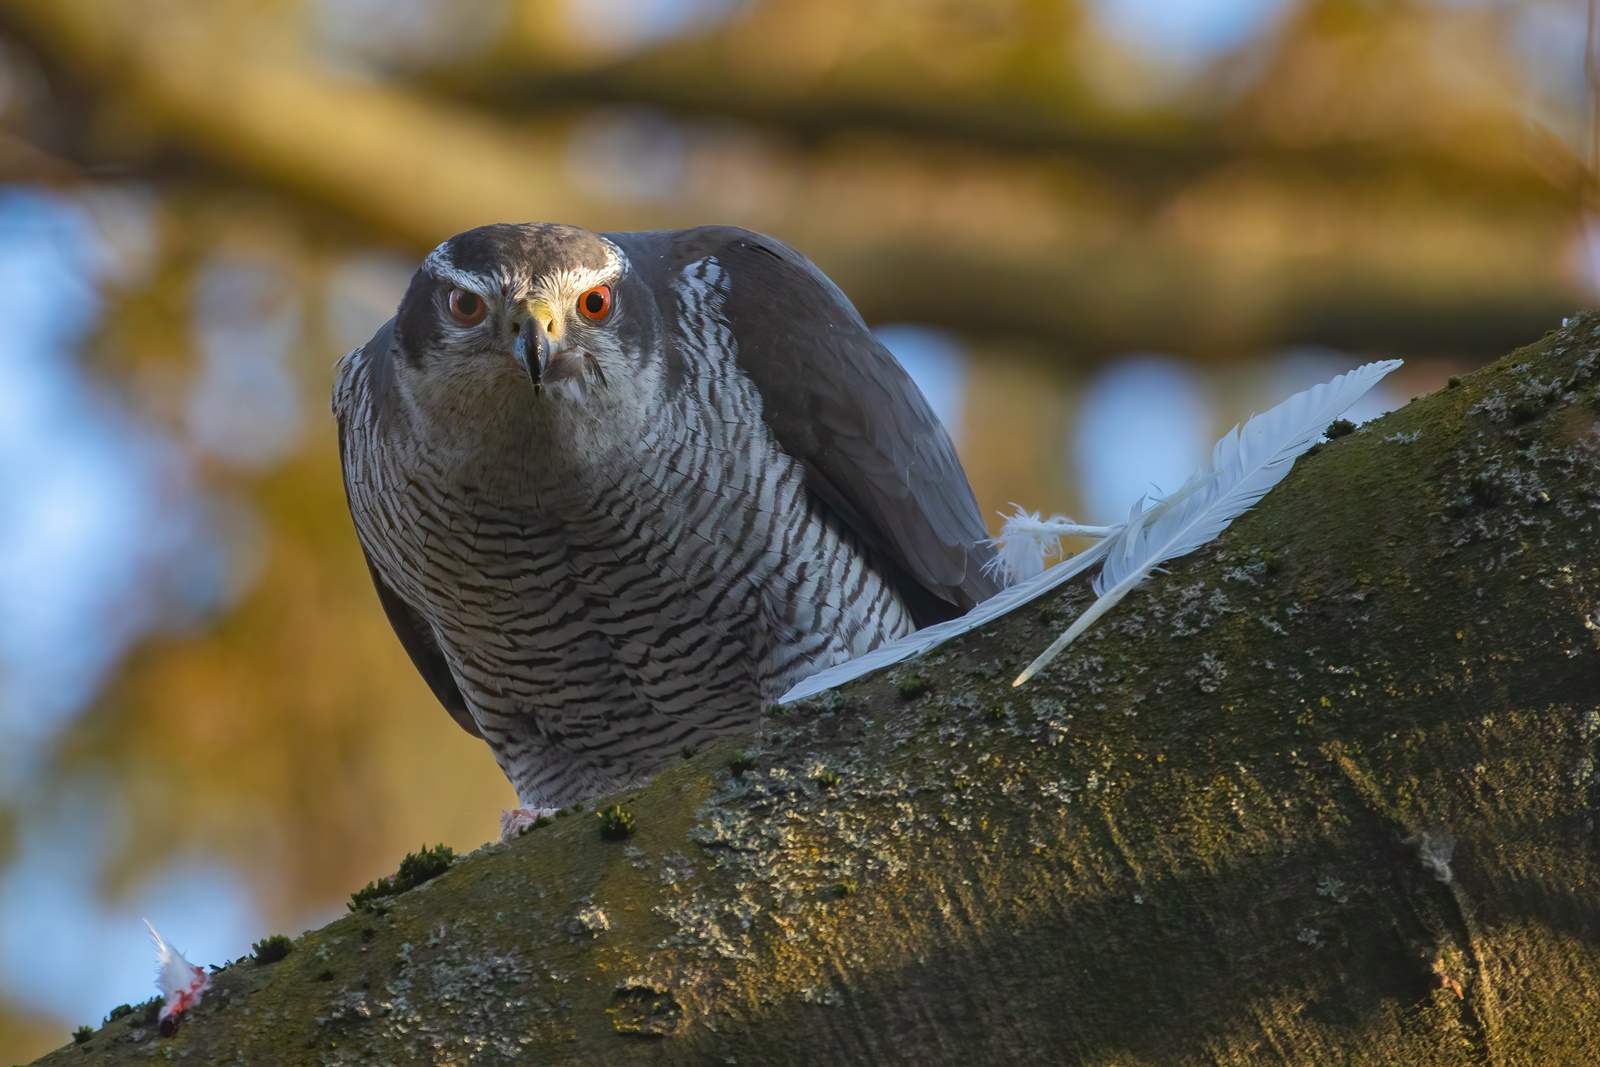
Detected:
[{"left": 390, "top": 222, "right": 660, "bottom": 408}]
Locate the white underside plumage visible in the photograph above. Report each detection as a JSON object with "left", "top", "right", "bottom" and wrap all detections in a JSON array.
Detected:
[{"left": 779, "top": 359, "right": 1401, "bottom": 703}]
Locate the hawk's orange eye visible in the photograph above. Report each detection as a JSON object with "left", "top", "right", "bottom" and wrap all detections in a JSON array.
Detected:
[
  {"left": 448, "top": 288, "right": 487, "bottom": 326},
  {"left": 578, "top": 285, "right": 611, "bottom": 322}
]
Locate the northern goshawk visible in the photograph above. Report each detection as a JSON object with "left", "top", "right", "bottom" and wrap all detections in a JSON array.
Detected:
[{"left": 334, "top": 223, "right": 998, "bottom": 824}]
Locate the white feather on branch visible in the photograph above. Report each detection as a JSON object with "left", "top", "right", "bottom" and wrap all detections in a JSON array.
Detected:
[
  {"left": 984, "top": 506, "right": 1121, "bottom": 584},
  {"left": 778, "top": 359, "right": 1400, "bottom": 705},
  {"left": 778, "top": 537, "right": 1115, "bottom": 703},
  {"left": 1011, "top": 358, "right": 1401, "bottom": 685}
]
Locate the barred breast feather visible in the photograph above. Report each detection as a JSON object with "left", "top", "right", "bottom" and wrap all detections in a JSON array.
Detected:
[{"left": 335, "top": 225, "right": 997, "bottom": 808}]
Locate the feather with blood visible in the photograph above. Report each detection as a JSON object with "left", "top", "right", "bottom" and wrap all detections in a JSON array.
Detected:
[{"left": 145, "top": 920, "right": 208, "bottom": 1035}]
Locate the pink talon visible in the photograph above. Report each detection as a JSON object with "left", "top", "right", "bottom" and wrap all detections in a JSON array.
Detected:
[{"left": 500, "top": 807, "right": 560, "bottom": 841}]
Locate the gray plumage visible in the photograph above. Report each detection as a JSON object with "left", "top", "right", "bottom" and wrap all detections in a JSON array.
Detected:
[{"left": 334, "top": 223, "right": 997, "bottom": 808}]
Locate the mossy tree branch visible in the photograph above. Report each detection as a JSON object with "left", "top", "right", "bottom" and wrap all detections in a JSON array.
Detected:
[{"left": 39, "top": 318, "right": 1600, "bottom": 1064}]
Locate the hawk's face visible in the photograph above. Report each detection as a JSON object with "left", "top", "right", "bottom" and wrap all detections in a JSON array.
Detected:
[{"left": 392, "top": 223, "right": 659, "bottom": 411}]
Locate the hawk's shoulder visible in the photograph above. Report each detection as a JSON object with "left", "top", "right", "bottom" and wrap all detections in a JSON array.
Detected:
[
  {"left": 332, "top": 317, "right": 398, "bottom": 429},
  {"left": 608, "top": 226, "right": 1000, "bottom": 624},
  {"left": 333, "top": 317, "right": 481, "bottom": 740}
]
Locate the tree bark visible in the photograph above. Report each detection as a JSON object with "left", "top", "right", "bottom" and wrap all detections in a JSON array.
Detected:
[{"left": 35, "top": 314, "right": 1600, "bottom": 1064}]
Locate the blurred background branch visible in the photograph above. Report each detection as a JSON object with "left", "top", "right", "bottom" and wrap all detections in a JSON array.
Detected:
[
  {"left": 0, "top": 0, "right": 1592, "bottom": 1059},
  {"left": 0, "top": 0, "right": 1584, "bottom": 358}
]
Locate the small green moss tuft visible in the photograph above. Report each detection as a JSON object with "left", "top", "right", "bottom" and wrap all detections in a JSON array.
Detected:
[
  {"left": 1325, "top": 418, "right": 1356, "bottom": 439},
  {"left": 726, "top": 753, "right": 758, "bottom": 777},
  {"left": 895, "top": 668, "right": 932, "bottom": 700},
  {"left": 827, "top": 880, "right": 857, "bottom": 899},
  {"left": 812, "top": 769, "right": 841, "bottom": 791},
  {"left": 1447, "top": 375, "right": 1462, "bottom": 388},
  {"left": 105, "top": 1003, "right": 135, "bottom": 1024},
  {"left": 571, "top": 802, "right": 584, "bottom": 813},
  {"left": 251, "top": 933, "right": 292, "bottom": 964},
  {"left": 140, "top": 997, "right": 161, "bottom": 1027},
  {"left": 518, "top": 815, "right": 553, "bottom": 836},
  {"left": 348, "top": 877, "right": 395, "bottom": 912},
  {"left": 555, "top": 807, "right": 570, "bottom": 818},
  {"left": 679, "top": 743, "right": 698, "bottom": 760},
  {"left": 597, "top": 804, "right": 635, "bottom": 840},
  {"left": 986, "top": 703, "right": 1006, "bottom": 722},
  {"left": 348, "top": 843, "right": 455, "bottom": 911},
  {"left": 73, "top": 1025, "right": 93, "bottom": 1044},
  {"left": 396, "top": 842, "right": 454, "bottom": 885},
  {"left": 314, "top": 968, "right": 336, "bottom": 982}
]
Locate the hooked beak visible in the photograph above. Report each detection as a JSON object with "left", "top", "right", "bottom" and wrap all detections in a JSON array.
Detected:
[
  {"left": 513, "top": 326, "right": 546, "bottom": 391},
  {"left": 511, "top": 298, "right": 556, "bottom": 391}
]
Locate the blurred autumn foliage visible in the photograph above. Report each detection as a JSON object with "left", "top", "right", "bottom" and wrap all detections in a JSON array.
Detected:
[{"left": 0, "top": 0, "right": 1591, "bottom": 1059}]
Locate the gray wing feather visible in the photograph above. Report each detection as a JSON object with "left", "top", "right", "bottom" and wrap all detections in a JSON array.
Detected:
[
  {"left": 334, "top": 320, "right": 482, "bottom": 740},
  {"left": 611, "top": 227, "right": 1000, "bottom": 625}
]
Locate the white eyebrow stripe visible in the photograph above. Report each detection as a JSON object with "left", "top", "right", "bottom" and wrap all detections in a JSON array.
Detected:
[
  {"left": 538, "top": 265, "right": 619, "bottom": 303},
  {"left": 540, "top": 238, "right": 626, "bottom": 293},
  {"left": 424, "top": 232, "right": 630, "bottom": 302},
  {"left": 599, "top": 237, "right": 626, "bottom": 276},
  {"left": 422, "top": 244, "right": 500, "bottom": 297},
  {"left": 436, "top": 263, "right": 496, "bottom": 294},
  {"left": 421, "top": 241, "right": 455, "bottom": 275},
  {"left": 534, "top": 241, "right": 628, "bottom": 311}
]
